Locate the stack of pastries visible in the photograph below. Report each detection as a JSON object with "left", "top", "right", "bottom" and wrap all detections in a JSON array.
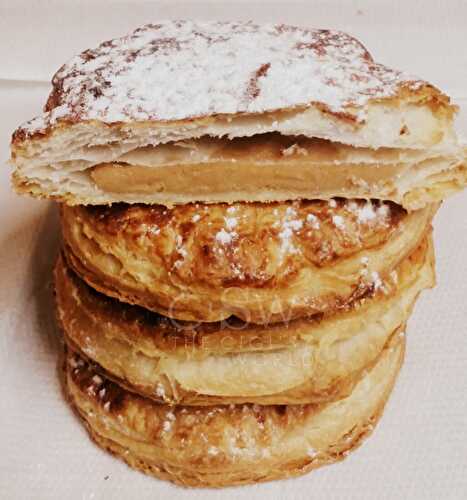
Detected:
[{"left": 10, "top": 21, "right": 467, "bottom": 487}]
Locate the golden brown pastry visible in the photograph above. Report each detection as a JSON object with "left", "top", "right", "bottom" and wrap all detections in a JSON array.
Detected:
[
  {"left": 56, "top": 237, "right": 433, "bottom": 405},
  {"left": 65, "top": 332, "right": 404, "bottom": 488},
  {"left": 10, "top": 21, "right": 465, "bottom": 208},
  {"left": 61, "top": 199, "right": 436, "bottom": 323}
]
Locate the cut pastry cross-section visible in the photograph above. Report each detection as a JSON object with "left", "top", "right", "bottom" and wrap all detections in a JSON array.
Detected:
[{"left": 10, "top": 21, "right": 466, "bottom": 208}]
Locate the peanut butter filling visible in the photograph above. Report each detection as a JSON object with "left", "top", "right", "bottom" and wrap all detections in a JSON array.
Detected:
[
  {"left": 89, "top": 133, "right": 433, "bottom": 196},
  {"left": 90, "top": 160, "right": 406, "bottom": 196}
]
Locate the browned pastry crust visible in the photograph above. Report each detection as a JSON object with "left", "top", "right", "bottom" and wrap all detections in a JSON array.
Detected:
[
  {"left": 55, "top": 237, "right": 433, "bottom": 405},
  {"left": 64, "top": 332, "right": 404, "bottom": 488},
  {"left": 61, "top": 199, "right": 436, "bottom": 323}
]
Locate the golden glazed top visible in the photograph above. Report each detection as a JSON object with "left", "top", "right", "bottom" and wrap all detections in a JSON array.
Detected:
[{"left": 77, "top": 199, "right": 404, "bottom": 288}]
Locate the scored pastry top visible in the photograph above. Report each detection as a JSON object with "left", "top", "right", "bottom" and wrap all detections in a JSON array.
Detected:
[{"left": 13, "top": 20, "right": 446, "bottom": 141}]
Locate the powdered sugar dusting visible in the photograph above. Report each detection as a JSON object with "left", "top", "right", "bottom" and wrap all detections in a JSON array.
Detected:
[
  {"left": 278, "top": 207, "right": 303, "bottom": 256},
  {"left": 349, "top": 200, "right": 390, "bottom": 226},
  {"left": 306, "top": 213, "right": 320, "bottom": 229},
  {"left": 224, "top": 217, "right": 238, "bottom": 230},
  {"left": 357, "top": 202, "right": 377, "bottom": 223},
  {"left": 216, "top": 228, "right": 235, "bottom": 245},
  {"left": 17, "top": 20, "right": 425, "bottom": 137},
  {"left": 155, "top": 383, "right": 166, "bottom": 399},
  {"left": 162, "top": 411, "right": 176, "bottom": 433},
  {"left": 173, "top": 234, "right": 188, "bottom": 268},
  {"left": 371, "top": 271, "right": 383, "bottom": 291},
  {"left": 332, "top": 215, "right": 345, "bottom": 230}
]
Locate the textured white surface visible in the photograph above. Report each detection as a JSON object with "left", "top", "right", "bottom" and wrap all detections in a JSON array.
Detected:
[
  {"left": 16, "top": 20, "right": 425, "bottom": 134},
  {"left": 1, "top": 2, "right": 467, "bottom": 499},
  {"left": 2, "top": 0, "right": 467, "bottom": 100}
]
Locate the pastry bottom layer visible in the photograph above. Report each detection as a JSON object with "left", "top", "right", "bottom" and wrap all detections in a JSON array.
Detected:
[{"left": 64, "top": 334, "right": 404, "bottom": 488}]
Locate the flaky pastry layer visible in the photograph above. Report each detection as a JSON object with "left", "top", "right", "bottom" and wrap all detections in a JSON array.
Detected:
[
  {"left": 61, "top": 199, "right": 436, "bottom": 323},
  {"left": 12, "top": 135, "right": 466, "bottom": 209},
  {"left": 56, "top": 237, "right": 433, "bottom": 405},
  {"left": 65, "top": 333, "right": 404, "bottom": 488}
]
